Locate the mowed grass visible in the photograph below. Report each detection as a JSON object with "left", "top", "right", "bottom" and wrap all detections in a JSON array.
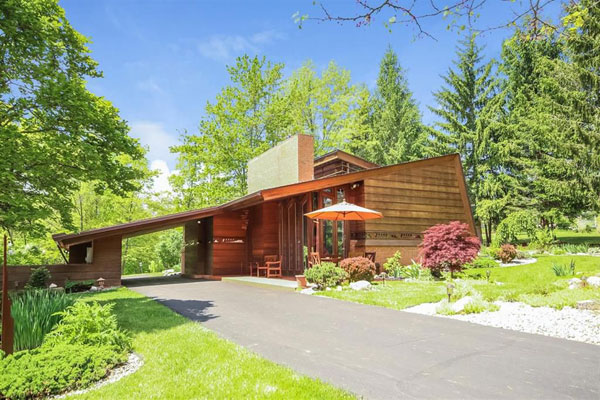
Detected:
[
  {"left": 70, "top": 288, "right": 352, "bottom": 400},
  {"left": 318, "top": 281, "right": 447, "bottom": 310},
  {"left": 318, "top": 255, "right": 600, "bottom": 310}
]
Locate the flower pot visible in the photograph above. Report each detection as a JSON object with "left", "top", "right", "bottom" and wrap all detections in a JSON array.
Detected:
[{"left": 295, "top": 274, "right": 307, "bottom": 288}]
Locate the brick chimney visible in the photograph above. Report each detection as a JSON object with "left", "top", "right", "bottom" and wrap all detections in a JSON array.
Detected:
[{"left": 247, "top": 134, "right": 314, "bottom": 194}]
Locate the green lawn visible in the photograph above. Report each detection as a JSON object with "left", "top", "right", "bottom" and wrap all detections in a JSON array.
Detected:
[
  {"left": 514, "top": 229, "right": 600, "bottom": 245},
  {"left": 70, "top": 288, "right": 352, "bottom": 399},
  {"left": 318, "top": 255, "right": 600, "bottom": 310}
]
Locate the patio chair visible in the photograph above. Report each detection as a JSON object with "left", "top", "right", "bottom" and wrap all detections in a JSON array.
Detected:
[
  {"left": 308, "top": 252, "right": 321, "bottom": 268},
  {"left": 257, "top": 255, "right": 278, "bottom": 277},
  {"left": 266, "top": 256, "right": 282, "bottom": 278}
]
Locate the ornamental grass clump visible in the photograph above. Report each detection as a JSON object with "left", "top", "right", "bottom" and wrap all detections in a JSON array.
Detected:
[
  {"left": 339, "top": 257, "right": 376, "bottom": 282},
  {"left": 11, "top": 289, "right": 75, "bottom": 351},
  {"left": 419, "top": 221, "right": 480, "bottom": 278}
]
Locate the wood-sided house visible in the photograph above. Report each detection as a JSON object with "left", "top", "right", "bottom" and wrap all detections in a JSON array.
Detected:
[{"left": 44, "top": 134, "right": 475, "bottom": 287}]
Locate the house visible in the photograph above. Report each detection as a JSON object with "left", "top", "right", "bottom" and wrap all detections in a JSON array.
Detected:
[{"left": 47, "top": 134, "right": 475, "bottom": 287}]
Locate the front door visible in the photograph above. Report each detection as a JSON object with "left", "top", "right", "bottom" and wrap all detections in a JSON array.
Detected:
[{"left": 279, "top": 195, "right": 308, "bottom": 275}]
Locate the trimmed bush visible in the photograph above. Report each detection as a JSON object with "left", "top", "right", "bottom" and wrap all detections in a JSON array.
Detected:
[
  {"left": 304, "top": 262, "right": 347, "bottom": 289},
  {"left": 419, "top": 221, "right": 480, "bottom": 277},
  {"left": 11, "top": 289, "right": 75, "bottom": 351},
  {"left": 339, "top": 257, "right": 376, "bottom": 282},
  {"left": 26, "top": 266, "right": 51, "bottom": 289},
  {"left": 0, "top": 343, "right": 127, "bottom": 399},
  {"left": 498, "top": 244, "right": 517, "bottom": 263}
]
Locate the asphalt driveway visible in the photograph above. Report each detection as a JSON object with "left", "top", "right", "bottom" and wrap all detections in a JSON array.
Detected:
[{"left": 129, "top": 278, "right": 600, "bottom": 399}]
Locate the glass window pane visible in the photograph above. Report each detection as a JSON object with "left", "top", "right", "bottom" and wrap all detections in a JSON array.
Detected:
[
  {"left": 324, "top": 220, "right": 333, "bottom": 255},
  {"left": 337, "top": 221, "right": 344, "bottom": 257},
  {"left": 337, "top": 188, "right": 344, "bottom": 203}
]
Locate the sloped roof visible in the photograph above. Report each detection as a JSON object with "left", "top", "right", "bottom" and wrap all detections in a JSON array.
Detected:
[{"left": 53, "top": 154, "right": 465, "bottom": 248}]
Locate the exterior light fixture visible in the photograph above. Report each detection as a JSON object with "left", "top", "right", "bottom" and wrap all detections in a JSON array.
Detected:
[
  {"left": 97, "top": 277, "right": 105, "bottom": 289},
  {"left": 446, "top": 282, "right": 455, "bottom": 302}
]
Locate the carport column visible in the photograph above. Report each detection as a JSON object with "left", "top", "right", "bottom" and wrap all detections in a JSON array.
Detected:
[{"left": 183, "top": 218, "right": 213, "bottom": 277}]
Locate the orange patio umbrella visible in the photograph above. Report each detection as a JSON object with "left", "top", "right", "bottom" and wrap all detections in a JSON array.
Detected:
[{"left": 304, "top": 200, "right": 383, "bottom": 221}]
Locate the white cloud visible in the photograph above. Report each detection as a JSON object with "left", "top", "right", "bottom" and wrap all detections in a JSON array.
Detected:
[
  {"left": 197, "top": 30, "right": 286, "bottom": 62},
  {"left": 129, "top": 121, "right": 179, "bottom": 169},
  {"left": 150, "top": 159, "right": 175, "bottom": 193},
  {"left": 136, "top": 78, "right": 165, "bottom": 95}
]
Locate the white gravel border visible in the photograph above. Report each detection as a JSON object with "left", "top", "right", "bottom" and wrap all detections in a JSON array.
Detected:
[
  {"left": 52, "top": 352, "right": 143, "bottom": 398},
  {"left": 404, "top": 301, "right": 600, "bottom": 345}
]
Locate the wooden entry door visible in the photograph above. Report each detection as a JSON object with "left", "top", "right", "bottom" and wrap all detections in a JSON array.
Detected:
[{"left": 279, "top": 195, "right": 308, "bottom": 275}]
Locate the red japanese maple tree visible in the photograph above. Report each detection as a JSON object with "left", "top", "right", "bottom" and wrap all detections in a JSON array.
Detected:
[{"left": 419, "top": 221, "right": 480, "bottom": 277}]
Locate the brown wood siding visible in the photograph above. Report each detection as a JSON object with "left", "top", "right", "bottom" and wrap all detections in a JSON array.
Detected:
[
  {"left": 3, "top": 235, "right": 122, "bottom": 289},
  {"left": 212, "top": 212, "right": 247, "bottom": 276},
  {"left": 361, "top": 158, "right": 473, "bottom": 265}
]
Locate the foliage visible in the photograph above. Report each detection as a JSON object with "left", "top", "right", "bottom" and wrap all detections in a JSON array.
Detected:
[
  {"left": 65, "top": 279, "right": 96, "bottom": 293},
  {"left": 65, "top": 288, "right": 352, "bottom": 399},
  {"left": 551, "top": 260, "right": 576, "bottom": 277},
  {"left": 349, "top": 46, "right": 426, "bottom": 164},
  {"left": 26, "top": 266, "right": 51, "bottom": 289},
  {"left": 304, "top": 262, "right": 348, "bottom": 289},
  {"left": 494, "top": 210, "right": 538, "bottom": 245},
  {"left": 45, "top": 301, "right": 131, "bottom": 352},
  {"left": 464, "top": 257, "right": 498, "bottom": 269},
  {"left": 531, "top": 229, "right": 555, "bottom": 250},
  {"left": 420, "top": 221, "right": 480, "bottom": 276},
  {"left": 383, "top": 251, "right": 403, "bottom": 277},
  {"left": 462, "top": 294, "right": 500, "bottom": 314},
  {"left": 427, "top": 33, "right": 503, "bottom": 244},
  {"left": 10, "top": 289, "right": 75, "bottom": 351},
  {"left": 156, "top": 229, "right": 183, "bottom": 269},
  {"left": 339, "top": 257, "right": 376, "bottom": 282},
  {"left": 0, "top": 342, "right": 127, "bottom": 399},
  {"left": 0, "top": 0, "right": 145, "bottom": 236},
  {"left": 498, "top": 244, "right": 517, "bottom": 264}
]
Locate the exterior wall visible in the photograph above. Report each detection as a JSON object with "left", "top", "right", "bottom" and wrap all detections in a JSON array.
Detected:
[
  {"left": 3, "top": 235, "right": 122, "bottom": 289},
  {"left": 212, "top": 211, "right": 247, "bottom": 275},
  {"left": 358, "top": 157, "right": 473, "bottom": 265},
  {"left": 248, "top": 201, "right": 279, "bottom": 263},
  {"left": 247, "top": 134, "right": 314, "bottom": 194}
]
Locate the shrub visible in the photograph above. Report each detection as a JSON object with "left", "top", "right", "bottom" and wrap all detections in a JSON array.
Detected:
[
  {"left": 419, "top": 221, "right": 480, "bottom": 277},
  {"left": 0, "top": 343, "right": 127, "bottom": 399},
  {"left": 498, "top": 244, "right": 517, "bottom": 263},
  {"left": 401, "top": 261, "right": 422, "bottom": 279},
  {"left": 530, "top": 229, "right": 554, "bottom": 250},
  {"left": 65, "top": 279, "right": 96, "bottom": 293},
  {"left": 551, "top": 263, "right": 571, "bottom": 277},
  {"left": 45, "top": 301, "right": 131, "bottom": 352},
  {"left": 383, "top": 251, "right": 403, "bottom": 278},
  {"left": 340, "top": 257, "right": 376, "bottom": 282},
  {"left": 304, "top": 262, "right": 347, "bottom": 289},
  {"left": 494, "top": 210, "right": 538, "bottom": 245},
  {"left": 464, "top": 257, "right": 498, "bottom": 269},
  {"left": 462, "top": 294, "right": 500, "bottom": 314},
  {"left": 11, "top": 289, "right": 75, "bottom": 351},
  {"left": 26, "top": 266, "right": 51, "bottom": 289}
]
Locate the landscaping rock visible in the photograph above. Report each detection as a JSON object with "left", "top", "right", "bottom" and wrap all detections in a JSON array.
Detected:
[
  {"left": 586, "top": 276, "right": 600, "bottom": 288},
  {"left": 336, "top": 286, "right": 342, "bottom": 291},
  {"left": 89, "top": 286, "right": 99, "bottom": 291},
  {"left": 300, "top": 288, "right": 315, "bottom": 295},
  {"left": 568, "top": 278, "right": 584, "bottom": 289},
  {"left": 49, "top": 283, "right": 58, "bottom": 288},
  {"left": 350, "top": 280, "right": 371, "bottom": 291},
  {"left": 576, "top": 300, "right": 600, "bottom": 311},
  {"left": 162, "top": 269, "right": 175, "bottom": 276},
  {"left": 451, "top": 296, "right": 474, "bottom": 313}
]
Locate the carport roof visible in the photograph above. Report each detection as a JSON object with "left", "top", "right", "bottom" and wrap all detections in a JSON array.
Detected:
[{"left": 53, "top": 154, "right": 463, "bottom": 248}]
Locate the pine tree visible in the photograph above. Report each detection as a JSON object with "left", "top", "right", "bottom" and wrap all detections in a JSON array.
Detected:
[
  {"left": 350, "top": 47, "right": 426, "bottom": 165},
  {"left": 427, "top": 34, "right": 505, "bottom": 243}
]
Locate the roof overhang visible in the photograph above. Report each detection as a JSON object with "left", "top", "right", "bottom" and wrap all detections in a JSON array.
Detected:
[{"left": 53, "top": 154, "right": 469, "bottom": 248}]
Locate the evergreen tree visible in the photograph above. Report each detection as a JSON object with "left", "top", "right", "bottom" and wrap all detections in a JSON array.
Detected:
[
  {"left": 350, "top": 47, "right": 426, "bottom": 165},
  {"left": 428, "top": 34, "right": 504, "bottom": 243}
]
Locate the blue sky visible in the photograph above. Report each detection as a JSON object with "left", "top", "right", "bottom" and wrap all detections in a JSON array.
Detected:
[{"left": 59, "top": 0, "right": 561, "bottom": 189}]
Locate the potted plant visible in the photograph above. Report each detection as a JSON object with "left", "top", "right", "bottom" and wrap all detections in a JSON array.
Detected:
[{"left": 295, "top": 274, "right": 307, "bottom": 288}]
